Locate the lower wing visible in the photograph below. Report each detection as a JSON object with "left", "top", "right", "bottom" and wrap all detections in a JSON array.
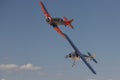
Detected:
[{"left": 53, "top": 27, "right": 66, "bottom": 39}]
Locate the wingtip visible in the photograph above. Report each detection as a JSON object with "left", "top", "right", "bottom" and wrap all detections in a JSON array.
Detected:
[
  {"left": 39, "top": 1, "right": 42, "bottom": 5},
  {"left": 93, "top": 71, "right": 97, "bottom": 75},
  {"left": 94, "top": 72, "right": 97, "bottom": 75}
]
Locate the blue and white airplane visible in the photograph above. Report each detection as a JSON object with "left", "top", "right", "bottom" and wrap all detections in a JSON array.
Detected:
[{"left": 64, "top": 33, "right": 97, "bottom": 74}]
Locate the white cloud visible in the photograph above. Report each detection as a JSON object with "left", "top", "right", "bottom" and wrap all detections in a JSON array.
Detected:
[
  {"left": 0, "top": 63, "right": 41, "bottom": 71},
  {"left": 0, "top": 64, "right": 18, "bottom": 70},
  {"left": 20, "top": 63, "right": 41, "bottom": 70},
  {"left": 1, "top": 78, "right": 6, "bottom": 80}
]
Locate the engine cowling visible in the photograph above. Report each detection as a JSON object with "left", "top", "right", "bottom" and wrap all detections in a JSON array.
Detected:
[{"left": 46, "top": 17, "right": 52, "bottom": 23}]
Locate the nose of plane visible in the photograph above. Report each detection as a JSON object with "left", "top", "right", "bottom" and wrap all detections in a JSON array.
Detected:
[
  {"left": 65, "top": 55, "right": 69, "bottom": 59},
  {"left": 65, "top": 54, "right": 72, "bottom": 59}
]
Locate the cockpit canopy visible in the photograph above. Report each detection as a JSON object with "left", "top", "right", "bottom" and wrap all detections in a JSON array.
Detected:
[{"left": 53, "top": 18, "right": 63, "bottom": 22}]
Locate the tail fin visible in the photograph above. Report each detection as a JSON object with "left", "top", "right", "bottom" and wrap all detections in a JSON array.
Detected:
[
  {"left": 87, "top": 52, "right": 97, "bottom": 63},
  {"left": 63, "top": 17, "right": 74, "bottom": 29}
]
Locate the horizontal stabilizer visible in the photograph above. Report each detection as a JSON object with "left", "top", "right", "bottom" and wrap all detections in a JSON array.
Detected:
[
  {"left": 63, "top": 17, "right": 74, "bottom": 29},
  {"left": 87, "top": 52, "right": 97, "bottom": 63}
]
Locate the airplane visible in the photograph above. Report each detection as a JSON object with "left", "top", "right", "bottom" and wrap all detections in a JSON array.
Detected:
[
  {"left": 39, "top": 1, "right": 74, "bottom": 39},
  {"left": 63, "top": 33, "right": 97, "bottom": 74}
]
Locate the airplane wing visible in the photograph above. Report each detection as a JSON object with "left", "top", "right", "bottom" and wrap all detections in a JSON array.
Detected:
[
  {"left": 64, "top": 33, "right": 96, "bottom": 74},
  {"left": 51, "top": 23, "right": 66, "bottom": 39},
  {"left": 39, "top": 1, "right": 51, "bottom": 18},
  {"left": 54, "top": 27, "right": 66, "bottom": 39},
  {"left": 79, "top": 53, "right": 96, "bottom": 74}
]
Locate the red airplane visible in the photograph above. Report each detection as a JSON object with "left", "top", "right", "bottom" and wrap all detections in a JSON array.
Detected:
[{"left": 39, "top": 1, "right": 74, "bottom": 39}]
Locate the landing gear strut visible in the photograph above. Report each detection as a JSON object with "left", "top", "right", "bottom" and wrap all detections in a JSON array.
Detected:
[{"left": 72, "top": 60, "right": 75, "bottom": 67}]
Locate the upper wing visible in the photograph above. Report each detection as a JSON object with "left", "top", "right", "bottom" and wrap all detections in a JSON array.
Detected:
[
  {"left": 64, "top": 33, "right": 96, "bottom": 74},
  {"left": 39, "top": 1, "right": 51, "bottom": 18},
  {"left": 79, "top": 53, "right": 96, "bottom": 74},
  {"left": 63, "top": 33, "right": 79, "bottom": 51}
]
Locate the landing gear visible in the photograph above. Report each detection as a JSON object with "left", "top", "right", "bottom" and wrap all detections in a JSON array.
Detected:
[{"left": 72, "top": 60, "right": 75, "bottom": 67}]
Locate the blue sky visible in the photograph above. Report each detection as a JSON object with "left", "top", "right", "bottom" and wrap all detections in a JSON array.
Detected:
[{"left": 0, "top": 0, "right": 120, "bottom": 80}]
